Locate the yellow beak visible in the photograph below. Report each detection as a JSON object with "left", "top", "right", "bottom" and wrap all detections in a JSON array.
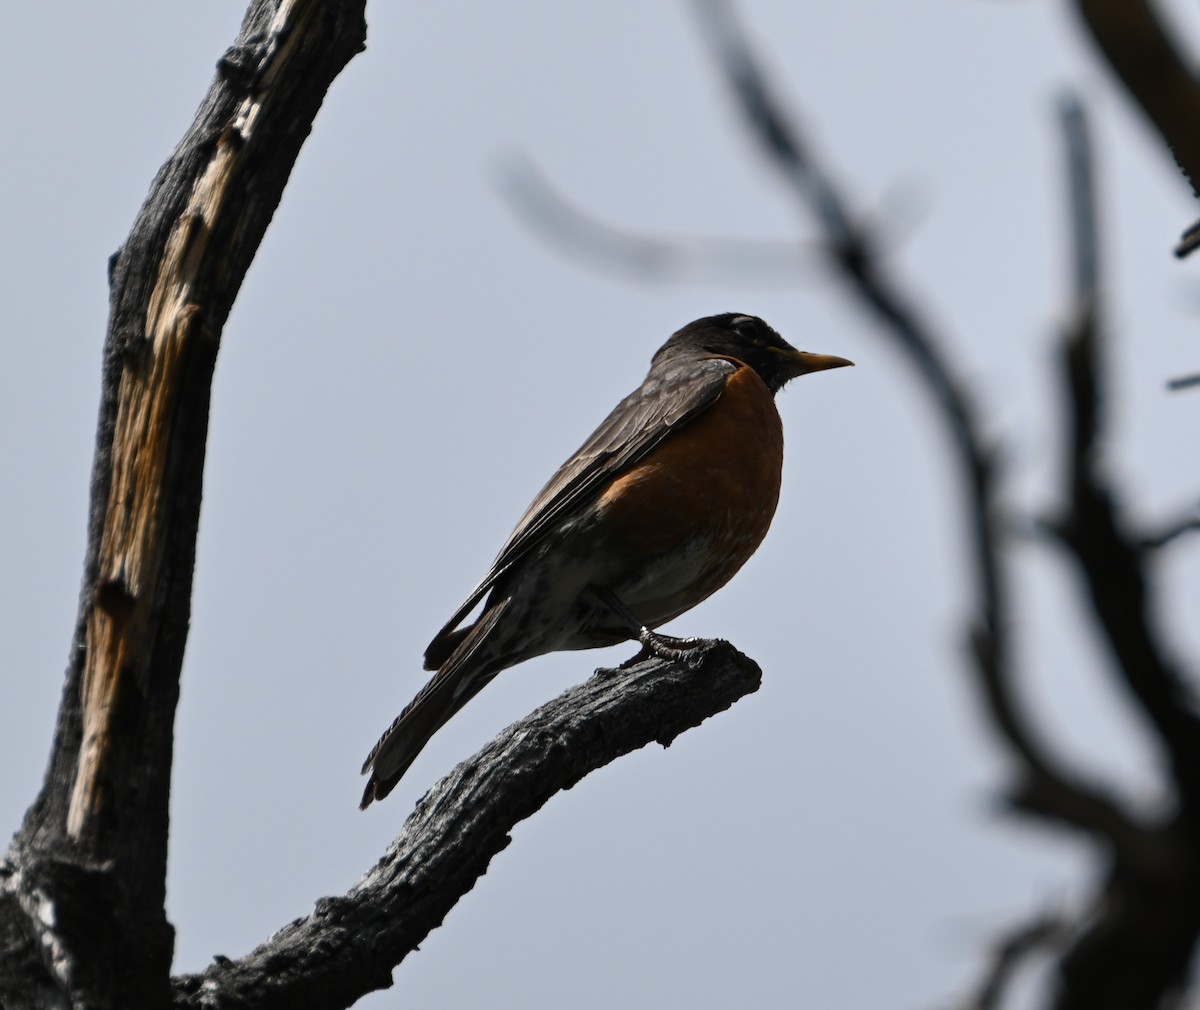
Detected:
[{"left": 779, "top": 349, "right": 855, "bottom": 378}]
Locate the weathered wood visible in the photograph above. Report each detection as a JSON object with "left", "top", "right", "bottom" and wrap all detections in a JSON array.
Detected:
[
  {"left": 173, "top": 644, "right": 761, "bottom": 1010},
  {"left": 0, "top": 5, "right": 771, "bottom": 1009},
  {"left": 0, "top": 3, "right": 366, "bottom": 1007}
]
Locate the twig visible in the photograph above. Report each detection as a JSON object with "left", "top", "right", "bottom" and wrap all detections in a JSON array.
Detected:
[
  {"left": 496, "top": 156, "right": 819, "bottom": 285},
  {"left": 1174, "top": 220, "right": 1200, "bottom": 259},
  {"left": 1061, "top": 96, "right": 1099, "bottom": 305},
  {"left": 959, "top": 914, "right": 1072, "bottom": 1010},
  {"left": 1142, "top": 507, "right": 1200, "bottom": 549},
  {"left": 1166, "top": 372, "right": 1200, "bottom": 391}
]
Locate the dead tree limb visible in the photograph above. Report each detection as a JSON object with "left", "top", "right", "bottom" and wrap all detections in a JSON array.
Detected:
[
  {"left": 173, "top": 644, "right": 759, "bottom": 1010},
  {"left": 687, "top": 0, "right": 1137, "bottom": 850},
  {"left": 0, "top": 7, "right": 767, "bottom": 1008},
  {"left": 496, "top": 155, "right": 819, "bottom": 284},
  {"left": 1068, "top": 0, "right": 1200, "bottom": 256},
  {"left": 501, "top": 4, "right": 1200, "bottom": 1006},
  {"left": 1037, "top": 95, "right": 1200, "bottom": 1010},
  {"left": 958, "top": 914, "right": 1073, "bottom": 1010},
  {"left": 1069, "top": 1, "right": 1200, "bottom": 198},
  {"left": 0, "top": 2, "right": 366, "bottom": 1007}
]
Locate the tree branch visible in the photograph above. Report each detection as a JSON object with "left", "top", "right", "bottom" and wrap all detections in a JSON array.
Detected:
[
  {"left": 1025, "top": 90, "right": 1200, "bottom": 1010},
  {"left": 496, "top": 155, "right": 818, "bottom": 285},
  {"left": 957, "top": 913, "right": 1072, "bottom": 1010},
  {"left": 1069, "top": 0, "right": 1200, "bottom": 256},
  {"left": 1050, "top": 99, "right": 1200, "bottom": 802},
  {"left": 172, "top": 644, "right": 761, "bottom": 1010},
  {"left": 0, "top": 2, "right": 366, "bottom": 1007},
  {"left": 1141, "top": 507, "right": 1200, "bottom": 549},
  {"left": 484, "top": 5, "right": 1200, "bottom": 1005},
  {"left": 690, "top": 0, "right": 1002, "bottom": 643},
  {"left": 1070, "top": 0, "right": 1200, "bottom": 201},
  {"left": 688, "top": 0, "right": 1137, "bottom": 848},
  {"left": 1165, "top": 372, "right": 1200, "bottom": 391}
]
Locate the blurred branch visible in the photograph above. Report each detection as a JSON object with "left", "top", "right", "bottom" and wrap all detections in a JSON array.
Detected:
[
  {"left": 689, "top": 0, "right": 1134, "bottom": 845},
  {"left": 958, "top": 914, "right": 1072, "bottom": 1010},
  {"left": 1141, "top": 506, "right": 1200, "bottom": 550},
  {"left": 690, "top": 0, "right": 998, "bottom": 604},
  {"left": 1052, "top": 96, "right": 1200, "bottom": 799},
  {"left": 1058, "top": 93, "right": 1101, "bottom": 459},
  {"left": 1072, "top": 0, "right": 1200, "bottom": 192},
  {"left": 1174, "top": 222, "right": 1200, "bottom": 260},
  {"left": 496, "top": 156, "right": 818, "bottom": 285},
  {"left": 1166, "top": 372, "right": 1200, "bottom": 391},
  {"left": 1061, "top": 97, "right": 1099, "bottom": 306},
  {"left": 1069, "top": 0, "right": 1200, "bottom": 254},
  {"left": 691, "top": 0, "right": 855, "bottom": 246},
  {"left": 1037, "top": 91, "right": 1200, "bottom": 1010},
  {"left": 172, "top": 644, "right": 761, "bottom": 1010},
  {"left": 498, "top": 5, "right": 1200, "bottom": 1005}
]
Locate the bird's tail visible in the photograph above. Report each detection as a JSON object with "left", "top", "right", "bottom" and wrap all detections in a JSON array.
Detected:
[{"left": 359, "top": 600, "right": 511, "bottom": 808}]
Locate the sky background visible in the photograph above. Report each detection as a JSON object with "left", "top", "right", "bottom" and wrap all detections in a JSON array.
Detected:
[{"left": 3, "top": 2, "right": 1199, "bottom": 1007}]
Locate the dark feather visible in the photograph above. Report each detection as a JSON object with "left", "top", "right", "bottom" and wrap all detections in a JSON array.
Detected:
[
  {"left": 423, "top": 358, "right": 737, "bottom": 668},
  {"left": 362, "top": 599, "right": 513, "bottom": 807}
]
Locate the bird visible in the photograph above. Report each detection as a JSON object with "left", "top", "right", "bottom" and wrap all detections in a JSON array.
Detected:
[{"left": 360, "top": 312, "right": 851, "bottom": 807}]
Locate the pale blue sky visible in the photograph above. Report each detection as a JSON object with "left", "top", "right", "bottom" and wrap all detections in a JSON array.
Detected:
[{"left": 2, "top": 3, "right": 1198, "bottom": 1007}]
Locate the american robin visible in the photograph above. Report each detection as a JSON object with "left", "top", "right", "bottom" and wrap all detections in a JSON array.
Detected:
[{"left": 360, "top": 312, "right": 851, "bottom": 807}]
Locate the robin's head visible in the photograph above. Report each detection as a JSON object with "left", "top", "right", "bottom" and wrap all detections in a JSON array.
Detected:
[{"left": 655, "top": 313, "right": 853, "bottom": 393}]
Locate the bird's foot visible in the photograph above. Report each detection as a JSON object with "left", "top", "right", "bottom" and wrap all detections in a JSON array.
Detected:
[
  {"left": 590, "top": 584, "right": 715, "bottom": 664},
  {"left": 637, "top": 627, "right": 714, "bottom": 662}
]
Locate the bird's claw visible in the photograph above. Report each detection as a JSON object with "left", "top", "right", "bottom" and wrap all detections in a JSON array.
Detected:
[{"left": 637, "top": 628, "right": 714, "bottom": 661}]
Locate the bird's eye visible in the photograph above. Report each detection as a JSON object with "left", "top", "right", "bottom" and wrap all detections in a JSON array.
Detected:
[{"left": 732, "top": 317, "right": 764, "bottom": 345}]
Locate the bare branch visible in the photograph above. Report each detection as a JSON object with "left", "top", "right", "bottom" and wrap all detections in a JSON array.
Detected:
[
  {"left": 691, "top": 0, "right": 855, "bottom": 246},
  {"left": 0, "top": 2, "right": 366, "bottom": 1007},
  {"left": 959, "top": 914, "right": 1073, "bottom": 1010},
  {"left": 1061, "top": 95, "right": 1099, "bottom": 307},
  {"left": 492, "top": 7, "right": 1200, "bottom": 1006},
  {"left": 1058, "top": 91, "right": 1102, "bottom": 477},
  {"left": 1050, "top": 95, "right": 1200, "bottom": 799},
  {"left": 689, "top": 0, "right": 1137, "bottom": 847},
  {"left": 1141, "top": 505, "right": 1200, "bottom": 550},
  {"left": 1166, "top": 372, "right": 1200, "bottom": 391},
  {"left": 172, "top": 644, "right": 761, "bottom": 1010},
  {"left": 496, "top": 156, "right": 818, "bottom": 285},
  {"left": 1173, "top": 221, "right": 1200, "bottom": 259},
  {"left": 691, "top": 0, "right": 998, "bottom": 610},
  {"left": 1070, "top": 0, "right": 1200, "bottom": 200},
  {"left": 1052, "top": 852, "right": 1200, "bottom": 1010},
  {"left": 1070, "top": 0, "right": 1200, "bottom": 256},
  {"left": 1028, "top": 92, "right": 1200, "bottom": 1010}
]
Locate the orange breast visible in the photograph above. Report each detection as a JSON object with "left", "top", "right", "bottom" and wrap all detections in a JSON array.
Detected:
[{"left": 595, "top": 363, "right": 784, "bottom": 614}]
